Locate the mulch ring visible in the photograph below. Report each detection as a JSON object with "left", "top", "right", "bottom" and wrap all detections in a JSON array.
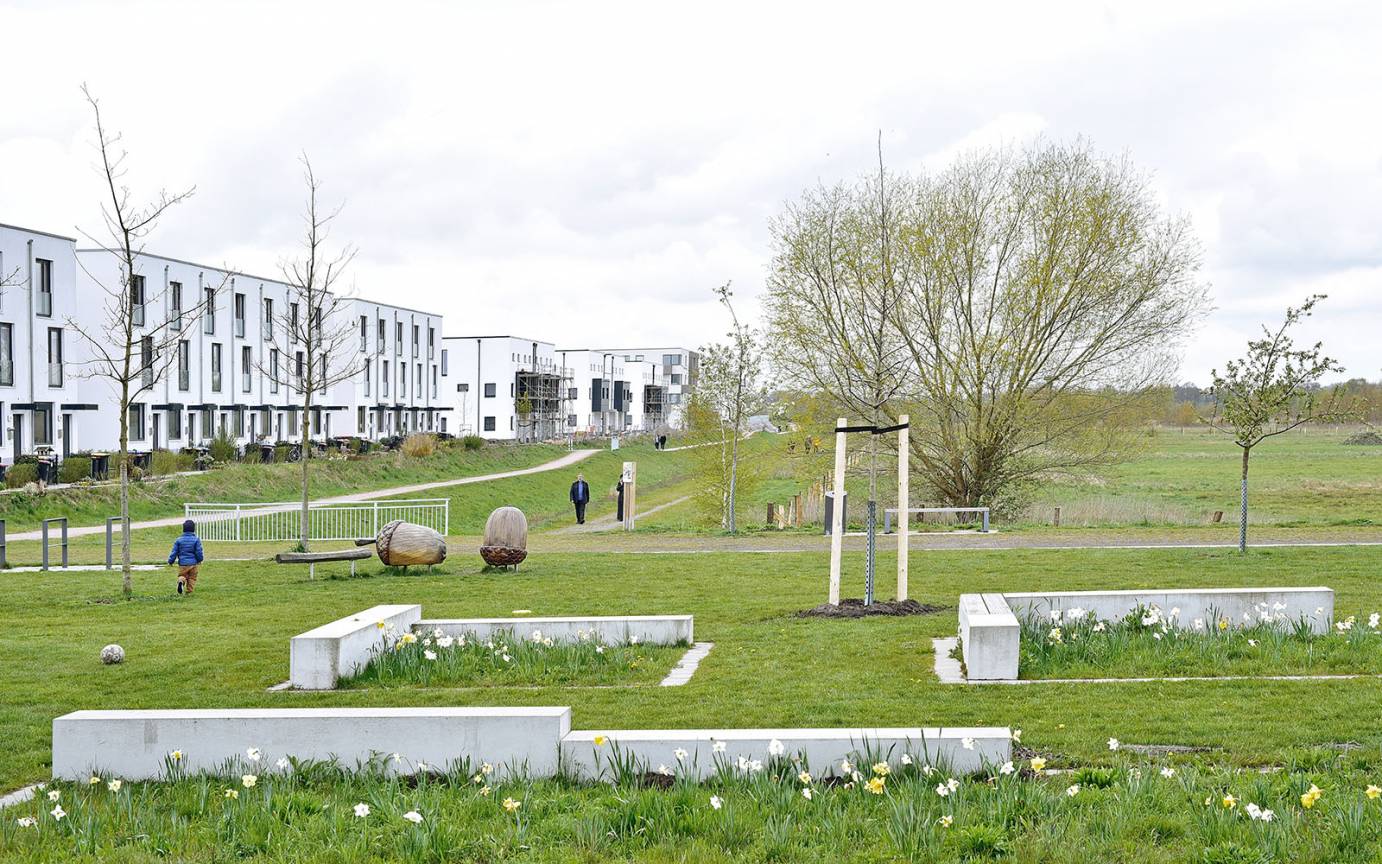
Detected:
[{"left": 794, "top": 598, "right": 945, "bottom": 619}]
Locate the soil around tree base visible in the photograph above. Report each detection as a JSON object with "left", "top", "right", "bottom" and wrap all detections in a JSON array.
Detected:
[{"left": 794, "top": 598, "right": 945, "bottom": 619}]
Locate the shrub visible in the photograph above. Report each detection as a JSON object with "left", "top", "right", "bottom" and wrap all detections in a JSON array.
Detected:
[
  {"left": 152, "top": 449, "right": 194, "bottom": 475},
  {"left": 401, "top": 433, "right": 437, "bottom": 458},
  {"left": 5, "top": 463, "right": 37, "bottom": 488},
  {"left": 461, "top": 434, "right": 484, "bottom": 451},
  {"left": 208, "top": 431, "right": 239, "bottom": 463},
  {"left": 58, "top": 456, "right": 92, "bottom": 484}
]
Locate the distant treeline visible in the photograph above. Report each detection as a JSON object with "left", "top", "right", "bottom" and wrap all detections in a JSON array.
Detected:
[{"left": 1157, "top": 379, "right": 1382, "bottom": 426}]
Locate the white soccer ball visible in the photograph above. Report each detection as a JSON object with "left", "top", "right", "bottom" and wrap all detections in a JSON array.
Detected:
[{"left": 100, "top": 644, "right": 125, "bottom": 665}]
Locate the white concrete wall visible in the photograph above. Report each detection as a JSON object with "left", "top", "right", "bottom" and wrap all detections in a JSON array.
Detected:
[
  {"left": 290, "top": 604, "right": 422, "bottom": 689},
  {"left": 957, "top": 594, "right": 1020, "bottom": 681},
  {"left": 1004, "top": 586, "right": 1335, "bottom": 634},
  {"left": 560, "top": 727, "right": 1010, "bottom": 780},
  {"left": 53, "top": 707, "right": 572, "bottom": 780},
  {"left": 417, "top": 614, "right": 693, "bottom": 646}
]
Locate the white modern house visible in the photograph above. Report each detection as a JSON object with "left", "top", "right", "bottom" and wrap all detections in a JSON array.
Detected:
[
  {"left": 604, "top": 347, "right": 699, "bottom": 429},
  {"left": 0, "top": 222, "right": 91, "bottom": 461},
  {"left": 60, "top": 245, "right": 445, "bottom": 454},
  {"left": 439, "top": 335, "right": 569, "bottom": 440}
]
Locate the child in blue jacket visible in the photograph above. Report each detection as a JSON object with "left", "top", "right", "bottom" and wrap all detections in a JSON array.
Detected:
[{"left": 168, "top": 519, "right": 205, "bottom": 595}]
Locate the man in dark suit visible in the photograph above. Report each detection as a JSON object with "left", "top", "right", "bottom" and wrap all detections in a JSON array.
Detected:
[{"left": 570, "top": 472, "right": 590, "bottom": 524}]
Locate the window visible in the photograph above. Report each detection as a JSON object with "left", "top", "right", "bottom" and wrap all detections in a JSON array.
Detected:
[
  {"left": 210, "top": 343, "right": 222, "bottom": 391},
  {"left": 200, "top": 407, "right": 213, "bottom": 436},
  {"left": 431, "top": 365, "right": 437, "bottom": 398},
  {"left": 170, "top": 282, "right": 183, "bottom": 330},
  {"left": 177, "top": 340, "right": 190, "bottom": 390},
  {"left": 663, "top": 353, "right": 682, "bottom": 366},
  {"left": 395, "top": 321, "right": 403, "bottom": 354},
  {"left": 483, "top": 416, "right": 496, "bottom": 432},
  {"left": 357, "top": 406, "right": 366, "bottom": 433},
  {"left": 234, "top": 292, "right": 246, "bottom": 337},
  {"left": 412, "top": 324, "right": 419, "bottom": 358},
  {"left": 427, "top": 327, "right": 435, "bottom": 359},
  {"left": 34, "top": 405, "right": 52, "bottom": 445},
  {"left": 377, "top": 319, "right": 386, "bottom": 354},
  {"left": 415, "top": 363, "right": 422, "bottom": 393},
  {"left": 363, "top": 358, "right": 372, "bottom": 397},
  {"left": 234, "top": 407, "right": 245, "bottom": 437},
  {"left": 0, "top": 323, "right": 12, "bottom": 386},
  {"left": 46, "top": 328, "right": 63, "bottom": 387},
  {"left": 509, "top": 416, "right": 514, "bottom": 431},
  {"left": 287, "top": 410, "right": 298, "bottom": 437},
  {"left": 399, "top": 361, "right": 407, "bottom": 397},
  {"left": 294, "top": 351, "right": 304, "bottom": 392},
  {"left": 204, "top": 287, "right": 216, "bottom": 334},
  {"left": 440, "top": 348, "right": 448, "bottom": 376},
  {"left": 140, "top": 336, "right": 153, "bottom": 387},
  {"left": 187, "top": 411, "right": 196, "bottom": 442},
  {"left": 167, "top": 409, "right": 182, "bottom": 440},
  {"left": 568, "top": 386, "right": 577, "bottom": 400},
  {"left": 130, "top": 275, "right": 146, "bottom": 326},
  {"left": 311, "top": 308, "right": 322, "bottom": 340},
  {"left": 457, "top": 382, "right": 469, "bottom": 393},
  {"left": 382, "top": 360, "right": 390, "bottom": 397},
  {"left": 290, "top": 303, "right": 299, "bottom": 339},
  {"left": 671, "top": 373, "right": 682, "bottom": 385},
  {"left": 484, "top": 383, "right": 496, "bottom": 398},
  {"left": 129, "top": 404, "right": 146, "bottom": 441},
  {"left": 269, "top": 349, "right": 280, "bottom": 393},
  {"left": 263, "top": 298, "right": 274, "bottom": 339},
  {"left": 359, "top": 315, "right": 368, "bottom": 351},
  {"left": 241, "top": 346, "right": 252, "bottom": 392},
  {"left": 36, "top": 259, "right": 53, "bottom": 317}
]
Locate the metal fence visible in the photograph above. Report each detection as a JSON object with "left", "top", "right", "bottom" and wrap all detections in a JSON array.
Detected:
[{"left": 184, "top": 498, "right": 450, "bottom": 542}]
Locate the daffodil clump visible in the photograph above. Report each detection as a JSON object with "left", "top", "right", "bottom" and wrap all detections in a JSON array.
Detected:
[
  {"left": 10, "top": 742, "right": 1382, "bottom": 861},
  {"left": 341, "top": 626, "right": 687, "bottom": 688},
  {"left": 1015, "top": 603, "right": 1382, "bottom": 679}
]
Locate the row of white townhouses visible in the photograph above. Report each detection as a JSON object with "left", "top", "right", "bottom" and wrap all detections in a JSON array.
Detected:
[{"left": 0, "top": 220, "right": 696, "bottom": 460}]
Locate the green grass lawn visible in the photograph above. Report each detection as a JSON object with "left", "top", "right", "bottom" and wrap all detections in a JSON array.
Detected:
[{"left": 0, "top": 442, "right": 570, "bottom": 534}]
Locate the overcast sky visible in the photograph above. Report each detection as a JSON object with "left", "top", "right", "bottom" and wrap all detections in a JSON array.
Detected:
[{"left": 1, "top": 0, "right": 1378, "bottom": 385}]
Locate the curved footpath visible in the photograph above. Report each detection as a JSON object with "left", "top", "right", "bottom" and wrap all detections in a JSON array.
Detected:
[{"left": 8, "top": 448, "right": 599, "bottom": 542}]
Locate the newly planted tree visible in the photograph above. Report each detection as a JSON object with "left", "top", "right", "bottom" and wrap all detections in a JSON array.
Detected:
[
  {"left": 1207, "top": 295, "right": 1356, "bottom": 552},
  {"left": 67, "top": 85, "right": 222, "bottom": 599},
  {"left": 261, "top": 157, "right": 363, "bottom": 551}
]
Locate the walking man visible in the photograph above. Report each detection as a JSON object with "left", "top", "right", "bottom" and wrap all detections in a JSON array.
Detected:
[{"left": 569, "top": 472, "right": 590, "bottom": 524}]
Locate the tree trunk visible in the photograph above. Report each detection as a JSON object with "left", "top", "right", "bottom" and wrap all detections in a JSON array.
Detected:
[
  {"left": 300, "top": 389, "right": 312, "bottom": 552},
  {"left": 1238, "top": 445, "right": 1250, "bottom": 554},
  {"left": 119, "top": 407, "right": 131, "bottom": 599}
]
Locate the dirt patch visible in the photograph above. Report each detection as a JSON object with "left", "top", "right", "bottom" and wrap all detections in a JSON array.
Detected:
[
  {"left": 1343, "top": 431, "right": 1382, "bottom": 446},
  {"left": 794, "top": 598, "right": 945, "bottom": 619}
]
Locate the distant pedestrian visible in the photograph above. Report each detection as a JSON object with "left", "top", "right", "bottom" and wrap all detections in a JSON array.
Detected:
[
  {"left": 569, "top": 472, "right": 590, "bottom": 524},
  {"left": 168, "top": 519, "right": 205, "bottom": 595}
]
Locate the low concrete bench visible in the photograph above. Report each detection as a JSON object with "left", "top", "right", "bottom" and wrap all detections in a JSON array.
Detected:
[
  {"left": 957, "top": 594, "right": 1020, "bottom": 680},
  {"left": 1004, "top": 587, "right": 1334, "bottom": 635},
  {"left": 52, "top": 707, "right": 572, "bottom": 780},
  {"left": 561, "top": 727, "right": 1010, "bottom": 779},
  {"left": 418, "top": 614, "right": 693, "bottom": 646},
  {"left": 290, "top": 603, "right": 421, "bottom": 689},
  {"left": 953, "top": 586, "right": 1336, "bottom": 682}
]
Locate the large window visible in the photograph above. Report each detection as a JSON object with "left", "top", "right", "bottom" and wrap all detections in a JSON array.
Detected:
[
  {"left": 35, "top": 259, "right": 53, "bottom": 317},
  {"left": 399, "top": 361, "right": 407, "bottom": 397},
  {"left": 412, "top": 324, "right": 419, "bottom": 358},
  {"left": 241, "top": 346, "right": 252, "bottom": 392},
  {"left": 294, "top": 351, "right": 304, "bottom": 392},
  {"left": 440, "top": 348, "right": 448, "bottom": 376},
  {"left": 263, "top": 298, "right": 274, "bottom": 339},
  {"left": 167, "top": 408, "right": 182, "bottom": 441},
  {"left": 359, "top": 315, "right": 368, "bottom": 352},
  {"left": 427, "top": 327, "right": 434, "bottom": 359},
  {"left": 431, "top": 365, "right": 437, "bottom": 398},
  {"left": 269, "top": 349, "right": 280, "bottom": 393},
  {"left": 34, "top": 405, "right": 52, "bottom": 445},
  {"left": 210, "top": 343, "right": 222, "bottom": 391},
  {"left": 234, "top": 292, "right": 246, "bottom": 337},
  {"left": 395, "top": 321, "right": 403, "bottom": 355},
  {"left": 377, "top": 319, "right": 385, "bottom": 354},
  {"left": 170, "top": 282, "right": 183, "bottom": 330},
  {"left": 46, "top": 327, "right": 63, "bottom": 387},
  {"left": 177, "top": 340, "right": 190, "bottom": 391},
  {"left": 130, "top": 275, "right": 146, "bottom": 326},
  {"left": 140, "top": 336, "right": 153, "bottom": 387},
  {"left": 363, "top": 358, "right": 371, "bottom": 397},
  {"left": 204, "top": 287, "right": 216, "bottom": 334},
  {"left": 0, "top": 323, "right": 12, "bottom": 386},
  {"left": 128, "top": 403, "right": 146, "bottom": 441},
  {"left": 357, "top": 406, "right": 366, "bottom": 434},
  {"left": 382, "top": 360, "right": 390, "bottom": 397},
  {"left": 290, "top": 303, "right": 300, "bottom": 339}
]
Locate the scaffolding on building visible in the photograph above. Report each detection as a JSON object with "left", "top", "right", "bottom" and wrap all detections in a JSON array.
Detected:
[{"left": 515, "top": 365, "right": 568, "bottom": 442}]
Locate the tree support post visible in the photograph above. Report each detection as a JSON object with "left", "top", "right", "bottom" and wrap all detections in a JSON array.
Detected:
[
  {"left": 828, "top": 417, "right": 847, "bottom": 606},
  {"left": 897, "top": 413, "right": 909, "bottom": 601}
]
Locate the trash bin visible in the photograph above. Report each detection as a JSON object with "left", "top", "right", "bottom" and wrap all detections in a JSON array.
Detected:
[
  {"left": 132, "top": 451, "right": 152, "bottom": 472},
  {"left": 823, "top": 491, "right": 848, "bottom": 535},
  {"left": 90, "top": 452, "right": 110, "bottom": 480},
  {"left": 260, "top": 443, "right": 275, "bottom": 464},
  {"left": 36, "top": 458, "right": 52, "bottom": 485}
]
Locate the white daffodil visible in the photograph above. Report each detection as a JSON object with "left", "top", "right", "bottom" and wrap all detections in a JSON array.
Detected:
[
  {"left": 768, "top": 738, "right": 785, "bottom": 756},
  {"left": 242, "top": 774, "right": 257, "bottom": 788},
  {"left": 961, "top": 737, "right": 975, "bottom": 750},
  {"left": 246, "top": 748, "right": 262, "bottom": 763},
  {"left": 424, "top": 650, "right": 437, "bottom": 661},
  {"left": 801, "top": 787, "right": 813, "bottom": 801},
  {"left": 934, "top": 783, "right": 950, "bottom": 798},
  {"left": 999, "top": 761, "right": 1015, "bottom": 776},
  {"left": 353, "top": 802, "right": 370, "bottom": 818},
  {"left": 712, "top": 740, "right": 727, "bottom": 754},
  {"left": 1066, "top": 784, "right": 1080, "bottom": 797},
  {"left": 658, "top": 764, "right": 673, "bottom": 776},
  {"left": 674, "top": 748, "right": 689, "bottom": 762},
  {"left": 1108, "top": 738, "right": 1120, "bottom": 751},
  {"left": 1160, "top": 766, "right": 1176, "bottom": 778},
  {"left": 402, "top": 811, "right": 423, "bottom": 824},
  {"left": 16, "top": 816, "right": 37, "bottom": 828},
  {"left": 107, "top": 779, "right": 123, "bottom": 792},
  {"left": 709, "top": 795, "right": 722, "bottom": 810},
  {"left": 50, "top": 805, "right": 66, "bottom": 821}
]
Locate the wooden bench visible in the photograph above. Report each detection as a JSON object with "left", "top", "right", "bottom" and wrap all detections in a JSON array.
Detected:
[{"left": 274, "top": 547, "right": 373, "bottom": 579}]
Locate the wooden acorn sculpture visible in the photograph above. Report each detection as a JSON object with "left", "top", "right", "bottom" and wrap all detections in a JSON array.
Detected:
[
  {"left": 480, "top": 506, "right": 528, "bottom": 568},
  {"left": 367, "top": 519, "right": 447, "bottom": 567}
]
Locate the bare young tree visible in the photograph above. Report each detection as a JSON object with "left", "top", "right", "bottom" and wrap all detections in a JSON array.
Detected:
[
  {"left": 694, "top": 282, "right": 770, "bottom": 532},
  {"left": 1207, "top": 295, "right": 1357, "bottom": 553},
  {"left": 67, "top": 85, "right": 222, "bottom": 600},
  {"left": 261, "top": 157, "right": 362, "bottom": 551},
  {"left": 765, "top": 136, "right": 915, "bottom": 592}
]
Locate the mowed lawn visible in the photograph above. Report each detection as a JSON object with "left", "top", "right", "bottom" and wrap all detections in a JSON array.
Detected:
[{"left": 5, "top": 544, "right": 1382, "bottom": 791}]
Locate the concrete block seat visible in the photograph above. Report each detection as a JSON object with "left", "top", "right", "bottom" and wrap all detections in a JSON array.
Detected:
[
  {"left": 52, "top": 707, "right": 571, "bottom": 780},
  {"left": 957, "top": 593, "right": 1020, "bottom": 681},
  {"left": 289, "top": 604, "right": 421, "bottom": 690},
  {"left": 417, "top": 615, "right": 693, "bottom": 646}
]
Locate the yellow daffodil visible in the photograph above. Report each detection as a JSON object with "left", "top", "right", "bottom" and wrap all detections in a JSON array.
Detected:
[
  {"left": 480, "top": 785, "right": 491, "bottom": 797},
  {"left": 88, "top": 776, "right": 101, "bottom": 786},
  {"left": 865, "top": 777, "right": 885, "bottom": 795},
  {"left": 502, "top": 797, "right": 521, "bottom": 813},
  {"left": 169, "top": 750, "right": 183, "bottom": 763},
  {"left": 1222, "top": 794, "right": 1237, "bottom": 810},
  {"left": 1301, "top": 784, "right": 1322, "bottom": 809},
  {"left": 938, "top": 814, "right": 953, "bottom": 828},
  {"left": 1367, "top": 785, "right": 1381, "bottom": 800},
  {"left": 224, "top": 789, "right": 239, "bottom": 800},
  {"left": 798, "top": 771, "right": 812, "bottom": 784},
  {"left": 593, "top": 735, "right": 607, "bottom": 747},
  {"left": 107, "top": 779, "right": 122, "bottom": 793},
  {"left": 1030, "top": 757, "right": 1047, "bottom": 773},
  {"left": 871, "top": 762, "right": 890, "bottom": 777}
]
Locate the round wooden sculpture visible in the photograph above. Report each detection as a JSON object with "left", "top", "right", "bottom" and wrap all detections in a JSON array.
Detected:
[
  {"left": 375, "top": 519, "right": 447, "bottom": 566},
  {"left": 480, "top": 506, "right": 528, "bottom": 568}
]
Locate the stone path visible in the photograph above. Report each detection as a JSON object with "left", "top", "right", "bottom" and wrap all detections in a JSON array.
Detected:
[
  {"left": 660, "top": 642, "right": 714, "bottom": 687},
  {"left": 7, "top": 449, "right": 599, "bottom": 543}
]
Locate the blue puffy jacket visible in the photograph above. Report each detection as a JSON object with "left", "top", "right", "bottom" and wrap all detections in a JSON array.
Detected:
[{"left": 168, "top": 532, "right": 204, "bottom": 566}]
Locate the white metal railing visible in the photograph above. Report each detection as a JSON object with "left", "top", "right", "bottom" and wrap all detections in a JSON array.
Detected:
[{"left": 185, "top": 498, "right": 449, "bottom": 542}]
